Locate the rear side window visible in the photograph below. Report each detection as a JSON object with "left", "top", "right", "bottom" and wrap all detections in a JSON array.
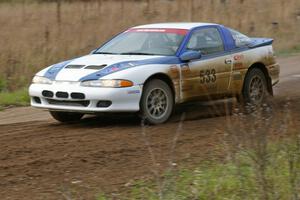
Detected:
[
  {"left": 229, "top": 28, "right": 251, "bottom": 48},
  {"left": 186, "top": 28, "right": 224, "bottom": 55}
]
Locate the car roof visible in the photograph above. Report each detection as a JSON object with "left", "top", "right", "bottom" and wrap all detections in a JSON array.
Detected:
[{"left": 132, "top": 22, "right": 219, "bottom": 30}]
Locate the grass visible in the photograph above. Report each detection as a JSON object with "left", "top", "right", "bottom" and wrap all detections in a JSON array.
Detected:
[
  {"left": 276, "top": 44, "right": 300, "bottom": 57},
  {"left": 0, "top": 0, "right": 299, "bottom": 91},
  {"left": 0, "top": 88, "right": 30, "bottom": 109},
  {"left": 97, "top": 138, "right": 300, "bottom": 200},
  {"left": 97, "top": 104, "right": 300, "bottom": 200}
]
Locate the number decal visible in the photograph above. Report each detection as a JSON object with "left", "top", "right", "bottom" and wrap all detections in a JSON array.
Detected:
[
  {"left": 211, "top": 69, "right": 217, "bottom": 82},
  {"left": 200, "top": 69, "right": 216, "bottom": 84},
  {"left": 200, "top": 70, "right": 205, "bottom": 84}
]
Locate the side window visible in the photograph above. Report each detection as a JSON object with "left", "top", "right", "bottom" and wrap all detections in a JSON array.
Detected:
[
  {"left": 186, "top": 28, "right": 224, "bottom": 55},
  {"left": 229, "top": 28, "right": 251, "bottom": 48}
]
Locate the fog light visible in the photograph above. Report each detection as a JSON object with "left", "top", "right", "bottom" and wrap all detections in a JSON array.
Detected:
[
  {"left": 33, "top": 97, "right": 41, "bottom": 104},
  {"left": 97, "top": 101, "right": 112, "bottom": 108}
]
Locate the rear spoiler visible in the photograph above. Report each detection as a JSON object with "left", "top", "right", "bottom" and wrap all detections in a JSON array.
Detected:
[{"left": 248, "top": 38, "right": 274, "bottom": 49}]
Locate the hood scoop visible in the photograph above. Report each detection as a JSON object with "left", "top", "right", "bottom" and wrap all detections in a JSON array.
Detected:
[
  {"left": 84, "top": 64, "right": 107, "bottom": 70},
  {"left": 65, "top": 65, "right": 85, "bottom": 69}
]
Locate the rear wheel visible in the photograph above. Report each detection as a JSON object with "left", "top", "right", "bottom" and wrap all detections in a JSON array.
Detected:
[
  {"left": 140, "top": 79, "right": 174, "bottom": 125},
  {"left": 240, "top": 68, "right": 268, "bottom": 106},
  {"left": 50, "top": 111, "right": 84, "bottom": 123}
]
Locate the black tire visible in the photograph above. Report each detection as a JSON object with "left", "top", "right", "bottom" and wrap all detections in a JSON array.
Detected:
[
  {"left": 50, "top": 111, "right": 84, "bottom": 123},
  {"left": 140, "top": 79, "right": 174, "bottom": 125},
  {"left": 240, "top": 68, "right": 268, "bottom": 106}
]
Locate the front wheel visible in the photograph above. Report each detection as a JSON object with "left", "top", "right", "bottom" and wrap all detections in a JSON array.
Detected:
[
  {"left": 140, "top": 79, "right": 174, "bottom": 125},
  {"left": 50, "top": 111, "right": 84, "bottom": 123}
]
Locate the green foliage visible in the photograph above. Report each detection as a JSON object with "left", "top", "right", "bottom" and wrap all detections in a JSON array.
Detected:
[
  {"left": 276, "top": 44, "right": 300, "bottom": 57},
  {"left": 0, "top": 0, "right": 299, "bottom": 92},
  {"left": 0, "top": 0, "right": 96, "bottom": 3},
  {"left": 0, "top": 88, "right": 30, "bottom": 108},
  {"left": 0, "top": 77, "right": 7, "bottom": 92},
  {"left": 98, "top": 139, "right": 300, "bottom": 200},
  {"left": 97, "top": 194, "right": 109, "bottom": 200}
]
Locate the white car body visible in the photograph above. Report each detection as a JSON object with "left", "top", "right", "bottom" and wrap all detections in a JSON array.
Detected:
[
  {"left": 30, "top": 55, "right": 156, "bottom": 112},
  {"left": 29, "top": 23, "right": 280, "bottom": 115}
]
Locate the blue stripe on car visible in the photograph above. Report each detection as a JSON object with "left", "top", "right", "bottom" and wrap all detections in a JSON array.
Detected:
[
  {"left": 79, "top": 56, "right": 182, "bottom": 81},
  {"left": 248, "top": 38, "right": 273, "bottom": 48},
  {"left": 219, "top": 26, "right": 236, "bottom": 50},
  {"left": 44, "top": 59, "right": 74, "bottom": 80},
  {"left": 176, "top": 25, "right": 237, "bottom": 56},
  {"left": 43, "top": 24, "right": 273, "bottom": 82}
]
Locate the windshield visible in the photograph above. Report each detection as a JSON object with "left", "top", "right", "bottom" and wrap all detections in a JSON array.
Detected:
[{"left": 95, "top": 28, "right": 188, "bottom": 56}]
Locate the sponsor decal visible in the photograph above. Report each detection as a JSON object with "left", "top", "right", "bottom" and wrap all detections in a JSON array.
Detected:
[
  {"left": 127, "top": 90, "right": 140, "bottom": 94},
  {"left": 181, "top": 64, "right": 190, "bottom": 72},
  {"left": 128, "top": 28, "right": 188, "bottom": 35},
  {"left": 233, "top": 63, "right": 244, "bottom": 70},
  {"left": 170, "top": 65, "right": 178, "bottom": 72},
  {"left": 110, "top": 66, "right": 120, "bottom": 72},
  {"left": 169, "top": 65, "right": 179, "bottom": 78},
  {"left": 180, "top": 64, "right": 191, "bottom": 77},
  {"left": 233, "top": 54, "right": 244, "bottom": 61}
]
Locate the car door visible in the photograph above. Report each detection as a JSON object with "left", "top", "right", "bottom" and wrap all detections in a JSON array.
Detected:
[{"left": 180, "top": 27, "right": 232, "bottom": 101}]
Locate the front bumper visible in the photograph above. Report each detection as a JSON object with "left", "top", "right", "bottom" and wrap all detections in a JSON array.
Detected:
[{"left": 29, "top": 82, "right": 142, "bottom": 113}]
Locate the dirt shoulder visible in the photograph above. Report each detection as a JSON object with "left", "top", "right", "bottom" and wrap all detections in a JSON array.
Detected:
[{"left": 0, "top": 55, "right": 300, "bottom": 200}]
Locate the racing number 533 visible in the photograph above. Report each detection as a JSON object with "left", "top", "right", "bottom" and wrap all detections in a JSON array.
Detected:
[{"left": 200, "top": 69, "right": 216, "bottom": 84}]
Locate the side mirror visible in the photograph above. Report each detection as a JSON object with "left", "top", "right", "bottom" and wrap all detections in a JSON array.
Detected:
[{"left": 180, "top": 51, "right": 202, "bottom": 61}]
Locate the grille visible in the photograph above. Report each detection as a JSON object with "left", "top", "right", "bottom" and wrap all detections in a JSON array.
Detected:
[
  {"left": 71, "top": 92, "right": 85, "bottom": 99},
  {"left": 42, "top": 90, "right": 54, "bottom": 98},
  {"left": 56, "top": 91, "right": 69, "bottom": 98},
  {"left": 47, "top": 99, "right": 90, "bottom": 107}
]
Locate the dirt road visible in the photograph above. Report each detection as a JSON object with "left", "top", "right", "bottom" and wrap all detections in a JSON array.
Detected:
[{"left": 0, "top": 55, "right": 300, "bottom": 200}]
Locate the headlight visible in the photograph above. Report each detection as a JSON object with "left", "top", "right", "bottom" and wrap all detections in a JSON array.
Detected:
[
  {"left": 32, "top": 76, "right": 53, "bottom": 85},
  {"left": 80, "top": 79, "right": 133, "bottom": 88}
]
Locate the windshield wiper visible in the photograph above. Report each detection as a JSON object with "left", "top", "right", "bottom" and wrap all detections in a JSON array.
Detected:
[{"left": 120, "top": 52, "right": 157, "bottom": 56}]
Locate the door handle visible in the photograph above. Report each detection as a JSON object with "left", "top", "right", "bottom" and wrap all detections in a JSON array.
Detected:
[{"left": 225, "top": 58, "right": 232, "bottom": 64}]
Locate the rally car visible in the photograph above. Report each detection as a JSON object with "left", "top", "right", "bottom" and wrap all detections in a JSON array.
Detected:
[{"left": 29, "top": 23, "right": 280, "bottom": 124}]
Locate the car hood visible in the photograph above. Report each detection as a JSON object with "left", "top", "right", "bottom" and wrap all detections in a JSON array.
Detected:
[{"left": 47, "top": 54, "right": 160, "bottom": 81}]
